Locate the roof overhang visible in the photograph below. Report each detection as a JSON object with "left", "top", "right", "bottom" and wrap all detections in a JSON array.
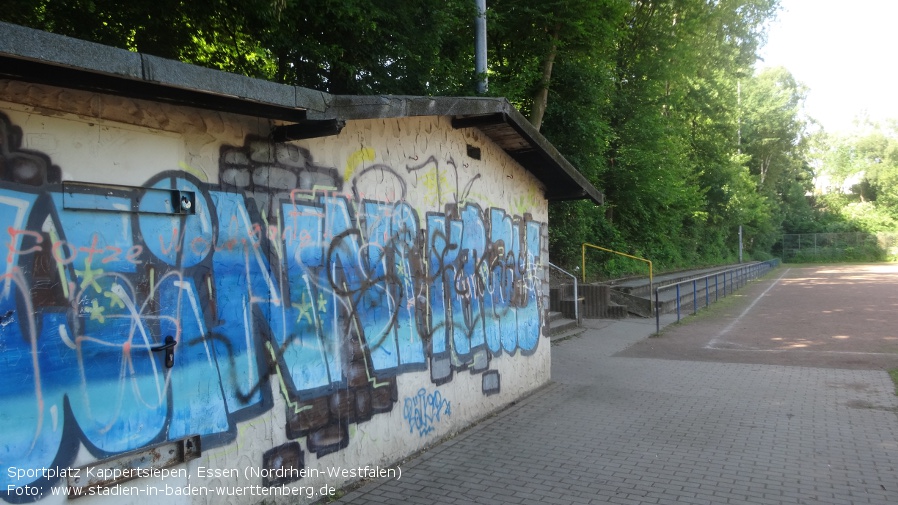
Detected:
[
  {"left": 452, "top": 112, "right": 603, "bottom": 203},
  {"left": 308, "top": 95, "right": 603, "bottom": 204},
  {"left": 0, "top": 21, "right": 603, "bottom": 205},
  {"left": 0, "top": 21, "right": 311, "bottom": 122}
]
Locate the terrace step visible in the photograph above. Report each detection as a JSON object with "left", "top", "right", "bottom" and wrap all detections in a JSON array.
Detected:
[{"left": 546, "top": 312, "right": 579, "bottom": 336}]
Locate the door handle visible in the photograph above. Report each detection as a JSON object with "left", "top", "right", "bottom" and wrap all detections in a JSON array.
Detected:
[{"left": 151, "top": 336, "right": 177, "bottom": 368}]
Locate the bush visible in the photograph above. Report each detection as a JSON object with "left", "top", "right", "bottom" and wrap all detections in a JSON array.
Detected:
[{"left": 786, "top": 243, "right": 887, "bottom": 263}]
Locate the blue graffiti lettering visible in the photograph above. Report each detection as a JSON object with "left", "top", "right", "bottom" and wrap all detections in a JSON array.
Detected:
[
  {"left": 402, "top": 388, "right": 451, "bottom": 437},
  {"left": 0, "top": 119, "right": 545, "bottom": 499}
]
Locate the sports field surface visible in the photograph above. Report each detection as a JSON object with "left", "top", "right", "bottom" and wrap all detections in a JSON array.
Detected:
[{"left": 618, "top": 264, "right": 898, "bottom": 370}]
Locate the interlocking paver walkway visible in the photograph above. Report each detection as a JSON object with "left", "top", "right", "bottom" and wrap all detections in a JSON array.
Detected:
[{"left": 334, "top": 305, "right": 898, "bottom": 504}]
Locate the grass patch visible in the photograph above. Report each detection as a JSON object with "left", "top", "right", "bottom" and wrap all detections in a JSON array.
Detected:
[
  {"left": 650, "top": 293, "right": 747, "bottom": 337},
  {"left": 650, "top": 266, "right": 783, "bottom": 338},
  {"left": 889, "top": 369, "right": 898, "bottom": 396}
]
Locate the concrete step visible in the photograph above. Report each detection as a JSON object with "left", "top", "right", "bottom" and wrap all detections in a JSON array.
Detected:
[
  {"left": 547, "top": 322, "right": 586, "bottom": 342},
  {"left": 559, "top": 297, "right": 584, "bottom": 321},
  {"left": 551, "top": 283, "right": 632, "bottom": 319},
  {"left": 604, "top": 304, "right": 628, "bottom": 319},
  {"left": 546, "top": 312, "right": 579, "bottom": 336},
  {"left": 549, "top": 283, "right": 585, "bottom": 320},
  {"left": 611, "top": 262, "right": 771, "bottom": 316},
  {"left": 552, "top": 263, "right": 774, "bottom": 319},
  {"left": 609, "top": 263, "right": 756, "bottom": 298}
]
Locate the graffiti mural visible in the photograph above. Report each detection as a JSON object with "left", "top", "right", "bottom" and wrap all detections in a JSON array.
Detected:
[
  {"left": 0, "top": 112, "right": 546, "bottom": 500},
  {"left": 402, "top": 388, "right": 451, "bottom": 437}
]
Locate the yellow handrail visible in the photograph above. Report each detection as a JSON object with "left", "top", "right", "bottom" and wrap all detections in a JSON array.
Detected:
[{"left": 581, "top": 243, "right": 653, "bottom": 291}]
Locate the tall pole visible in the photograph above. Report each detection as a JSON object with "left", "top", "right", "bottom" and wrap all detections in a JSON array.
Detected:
[
  {"left": 737, "top": 80, "right": 741, "bottom": 152},
  {"left": 738, "top": 225, "right": 743, "bottom": 263},
  {"left": 475, "top": 0, "right": 488, "bottom": 94}
]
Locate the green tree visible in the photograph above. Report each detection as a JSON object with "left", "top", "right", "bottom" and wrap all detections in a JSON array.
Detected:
[
  {"left": 2, "top": 0, "right": 478, "bottom": 94},
  {"left": 4, "top": 0, "right": 280, "bottom": 77},
  {"left": 737, "top": 66, "right": 815, "bottom": 250},
  {"left": 259, "top": 0, "right": 477, "bottom": 94},
  {"left": 739, "top": 67, "right": 809, "bottom": 188},
  {"left": 815, "top": 122, "right": 898, "bottom": 232},
  {"left": 5, "top": 0, "right": 813, "bottom": 273},
  {"left": 488, "top": 0, "right": 626, "bottom": 129},
  {"left": 592, "top": 0, "right": 778, "bottom": 268}
]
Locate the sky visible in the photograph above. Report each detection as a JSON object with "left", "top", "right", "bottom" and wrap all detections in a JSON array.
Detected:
[{"left": 757, "top": 0, "right": 898, "bottom": 133}]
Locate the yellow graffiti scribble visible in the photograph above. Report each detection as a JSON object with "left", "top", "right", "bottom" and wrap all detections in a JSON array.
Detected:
[
  {"left": 420, "top": 170, "right": 451, "bottom": 207},
  {"left": 178, "top": 161, "right": 208, "bottom": 182},
  {"left": 103, "top": 288, "right": 125, "bottom": 309},
  {"left": 292, "top": 293, "right": 314, "bottom": 325},
  {"left": 85, "top": 299, "right": 106, "bottom": 323},
  {"left": 512, "top": 189, "right": 540, "bottom": 215},
  {"left": 316, "top": 292, "right": 328, "bottom": 313},
  {"left": 207, "top": 418, "right": 270, "bottom": 460},
  {"left": 266, "top": 341, "right": 312, "bottom": 415},
  {"left": 466, "top": 191, "right": 492, "bottom": 207},
  {"left": 345, "top": 148, "right": 376, "bottom": 181},
  {"left": 75, "top": 260, "right": 104, "bottom": 293}
]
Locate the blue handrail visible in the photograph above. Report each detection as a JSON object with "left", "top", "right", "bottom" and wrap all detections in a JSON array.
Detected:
[{"left": 654, "top": 259, "right": 780, "bottom": 333}]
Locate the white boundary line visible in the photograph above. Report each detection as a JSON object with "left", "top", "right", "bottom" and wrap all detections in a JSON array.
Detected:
[
  {"left": 705, "top": 268, "right": 790, "bottom": 349},
  {"left": 705, "top": 266, "right": 898, "bottom": 356}
]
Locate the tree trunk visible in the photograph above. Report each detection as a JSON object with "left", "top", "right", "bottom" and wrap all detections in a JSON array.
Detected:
[
  {"left": 529, "top": 30, "right": 559, "bottom": 131},
  {"left": 760, "top": 153, "right": 772, "bottom": 185}
]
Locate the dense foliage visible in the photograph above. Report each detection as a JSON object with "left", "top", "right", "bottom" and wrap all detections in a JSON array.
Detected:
[
  {"left": 813, "top": 121, "right": 898, "bottom": 233},
  {"left": 6, "top": 0, "right": 889, "bottom": 275}
]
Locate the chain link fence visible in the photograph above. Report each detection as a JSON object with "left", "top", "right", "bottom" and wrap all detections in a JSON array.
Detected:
[{"left": 782, "top": 232, "right": 898, "bottom": 262}]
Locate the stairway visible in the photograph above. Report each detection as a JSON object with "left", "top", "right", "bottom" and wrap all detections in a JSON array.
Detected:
[
  {"left": 549, "top": 263, "right": 759, "bottom": 320},
  {"left": 546, "top": 311, "right": 580, "bottom": 338},
  {"left": 579, "top": 284, "right": 629, "bottom": 319},
  {"left": 550, "top": 284, "right": 628, "bottom": 321},
  {"left": 608, "top": 263, "right": 760, "bottom": 316}
]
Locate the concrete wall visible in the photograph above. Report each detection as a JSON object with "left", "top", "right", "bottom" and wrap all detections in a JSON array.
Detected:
[{"left": 0, "top": 80, "right": 550, "bottom": 504}]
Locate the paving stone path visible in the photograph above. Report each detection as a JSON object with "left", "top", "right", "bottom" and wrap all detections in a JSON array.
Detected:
[{"left": 334, "top": 266, "right": 898, "bottom": 504}]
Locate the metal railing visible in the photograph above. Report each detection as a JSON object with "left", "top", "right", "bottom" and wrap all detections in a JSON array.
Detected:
[
  {"left": 654, "top": 259, "right": 780, "bottom": 333},
  {"left": 549, "top": 262, "right": 579, "bottom": 324},
  {"left": 782, "top": 232, "right": 896, "bottom": 262},
  {"left": 581, "top": 243, "right": 653, "bottom": 296}
]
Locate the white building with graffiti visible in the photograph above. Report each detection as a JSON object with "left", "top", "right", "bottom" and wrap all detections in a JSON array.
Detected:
[{"left": 0, "top": 22, "right": 602, "bottom": 504}]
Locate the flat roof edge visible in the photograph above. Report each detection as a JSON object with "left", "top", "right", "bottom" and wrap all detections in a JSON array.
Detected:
[{"left": 0, "top": 22, "right": 603, "bottom": 205}]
